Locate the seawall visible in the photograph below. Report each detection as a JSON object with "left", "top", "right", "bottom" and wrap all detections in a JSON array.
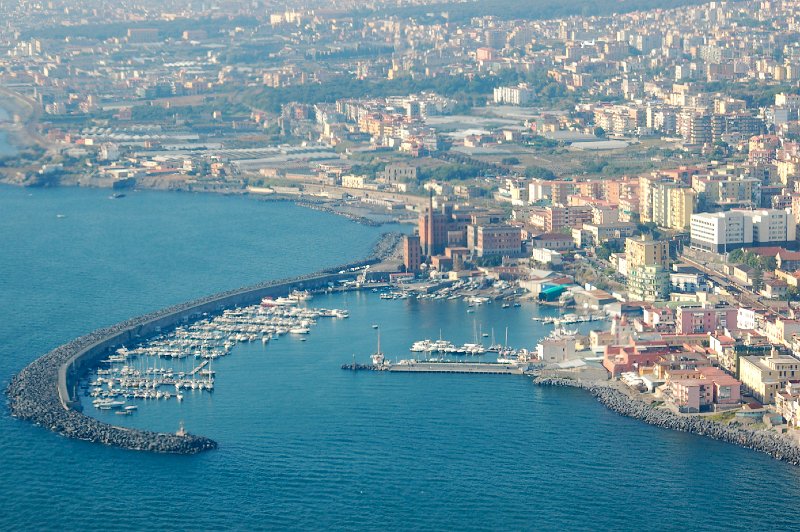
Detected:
[
  {"left": 5, "top": 237, "right": 396, "bottom": 453},
  {"left": 534, "top": 377, "right": 800, "bottom": 466}
]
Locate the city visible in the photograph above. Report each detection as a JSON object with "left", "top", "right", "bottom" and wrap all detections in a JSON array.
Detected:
[{"left": 4, "top": 0, "right": 800, "bottom": 529}]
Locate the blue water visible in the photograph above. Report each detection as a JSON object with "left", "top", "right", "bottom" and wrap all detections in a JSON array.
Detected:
[
  {"left": 1, "top": 185, "right": 799, "bottom": 531},
  {"left": 0, "top": 131, "right": 16, "bottom": 157}
]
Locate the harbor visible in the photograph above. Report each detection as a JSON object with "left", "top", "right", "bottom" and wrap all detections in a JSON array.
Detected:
[
  {"left": 6, "top": 254, "right": 380, "bottom": 453},
  {"left": 84, "top": 291, "right": 350, "bottom": 412}
]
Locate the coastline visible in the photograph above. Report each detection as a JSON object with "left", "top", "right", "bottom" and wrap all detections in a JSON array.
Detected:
[
  {"left": 0, "top": 180, "right": 414, "bottom": 228},
  {"left": 533, "top": 375, "right": 800, "bottom": 466}
]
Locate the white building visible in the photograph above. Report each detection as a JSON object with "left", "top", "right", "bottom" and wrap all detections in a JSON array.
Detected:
[
  {"left": 493, "top": 84, "right": 534, "bottom": 105},
  {"left": 690, "top": 209, "right": 795, "bottom": 253},
  {"left": 537, "top": 329, "right": 578, "bottom": 363},
  {"left": 531, "top": 247, "right": 562, "bottom": 265}
]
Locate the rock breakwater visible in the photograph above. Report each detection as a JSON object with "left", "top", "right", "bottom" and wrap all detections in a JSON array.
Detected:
[
  {"left": 534, "top": 377, "right": 800, "bottom": 466},
  {"left": 6, "top": 253, "right": 382, "bottom": 453}
]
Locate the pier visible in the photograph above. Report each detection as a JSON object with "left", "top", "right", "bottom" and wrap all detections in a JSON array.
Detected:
[
  {"left": 389, "top": 362, "right": 526, "bottom": 374},
  {"left": 342, "top": 361, "right": 530, "bottom": 375}
]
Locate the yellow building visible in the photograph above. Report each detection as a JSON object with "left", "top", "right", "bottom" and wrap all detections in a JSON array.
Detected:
[
  {"left": 625, "top": 236, "right": 671, "bottom": 301},
  {"left": 739, "top": 349, "right": 800, "bottom": 404},
  {"left": 625, "top": 236, "right": 669, "bottom": 270},
  {"left": 667, "top": 186, "right": 696, "bottom": 230}
]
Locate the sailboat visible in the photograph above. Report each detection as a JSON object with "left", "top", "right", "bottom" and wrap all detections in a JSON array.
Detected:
[
  {"left": 488, "top": 328, "right": 503, "bottom": 352},
  {"left": 371, "top": 329, "right": 386, "bottom": 366}
]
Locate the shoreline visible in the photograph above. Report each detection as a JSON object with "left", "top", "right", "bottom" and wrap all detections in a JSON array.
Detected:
[
  {"left": 5, "top": 232, "right": 402, "bottom": 454},
  {"left": 533, "top": 376, "right": 800, "bottom": 466},
  {"left": 0, "top": 180, "right": 413, "bottom": 228}
]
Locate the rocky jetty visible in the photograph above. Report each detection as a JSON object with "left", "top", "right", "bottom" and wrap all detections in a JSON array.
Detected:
[
  {"left": 6, "top": 253, "right": 384, "bottom": 454},
  {"left": 7, "top": 332, "right": 217, "bottom": 454},
  {"left": 535, "top": 377, "right": 800, "bottom": 466}
]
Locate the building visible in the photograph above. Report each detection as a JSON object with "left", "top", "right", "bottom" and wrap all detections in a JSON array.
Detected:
[
  {"left": 468, "top": 224, "right": 522, "bottom": 257},
  {"left": 573, "top": 222, "right": 637, "bottom": 248},
  {"left": 675, "top": 304, "right": 738, "bottom": 334},
  {"left": 403, "top": 234, "right": 422, "bottom": 273},
  {"left": 493, "top": 84, "right": 534, "bottom": 105},
  {"left": 690, "top": 209, "right": 796, "bottom": 253},
  {"left": 383, "top": 164, "right": 417, "bottom": 183},
  {"left": 628, "top": 264, "right": 671, "bottom": 301},
  {"left": 650, "top": 181, "right": 696, "bottom": 230},
  {"left": 740, "top": 348, "right": 800, "bottom": 404},
  {"left": 531, "top": 248, "right": 562, "bottom": 265},
  {"left": 625, "top": 236, "right": 669, "bottom": 270},
  {"left": 530, "top": 205, "right": 592, "bottom": 232},
  {"left": 530, "top": 232, "right": 574, "bottom": 251},
  {"left": 625, "top": 236, "right": 670, "bottom": 301},
  {"left": 537, "top": 330, "right": 578, "bottom": 363},
  {"left": 669, "top": 367, "right": 741, "bottom": 413},
  {"left": 419, "top": 200, "right": 452, "bottom": 257}
]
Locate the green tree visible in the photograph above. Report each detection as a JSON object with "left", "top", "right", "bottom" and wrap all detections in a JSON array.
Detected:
[
  {"left": 752, "top": 268, "right": 764, "bottom": 292},
  {"left": 728, "top": 249, "right": 745, "bottom": 263},
  {"left": 524, "top": 166, "right": 557, "bottom": 180},
  {"left": 761, "top": 256, "right": 777, "bottom": 271}
]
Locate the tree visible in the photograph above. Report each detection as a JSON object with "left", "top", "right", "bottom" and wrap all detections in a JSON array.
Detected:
[
  {"left": 752, "top": 268, "right": 764, "bottom": 292},
  {"left": 524, "top": 166, "right": 557, "bottom": 180},
  {"left": 593, "top": 126, "right": 606, "bottom": 138},
  {"left": 728, "top": 249, "right": 745, "bottom": 263}
]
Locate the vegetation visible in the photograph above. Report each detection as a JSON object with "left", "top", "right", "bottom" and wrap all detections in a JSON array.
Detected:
[
  {"left": 524, "top": 166, "right": 557, "bottom": 180},
  {"left": 418, "top": 164, "right": 483, "bottom": 182},
  {"left": 727, "top": 249, "right": 776, "bottom": 271},
  {"left": 241, "top": 69, "right": 571, "bottom": 114},
  {"left": 596, "top": 240, "right": 624, "bottom": 261}
]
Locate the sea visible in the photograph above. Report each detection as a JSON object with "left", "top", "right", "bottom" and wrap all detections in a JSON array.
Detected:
[{"left": 1, "top": 184, "right": 800, "bottom": 531}]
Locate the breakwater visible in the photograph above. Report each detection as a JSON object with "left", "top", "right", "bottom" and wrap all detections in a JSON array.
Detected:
[
  {"left": 5, "top": 230, "right": 402, "bottom": 453},
  {"left": 535, "top": 377, "right": 800, "bottom": 466}
]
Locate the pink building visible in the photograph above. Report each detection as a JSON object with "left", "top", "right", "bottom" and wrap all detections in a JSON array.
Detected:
[
  {"left": 669, "top": 367, "right": 741, "bottom": 412},
  {"left": 603, "top": 342, "right": 671, "bottom": 376},
  {"left": 676, "top": 304, "right": 739, "bottom": 334}
]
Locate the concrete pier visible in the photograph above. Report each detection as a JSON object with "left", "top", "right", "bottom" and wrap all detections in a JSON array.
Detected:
[{"left": 389, "top": 362, "right": 527, "bottom": 374}]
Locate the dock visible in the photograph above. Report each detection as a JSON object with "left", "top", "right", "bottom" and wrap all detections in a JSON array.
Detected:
[
  {"left": 341, "top": 361, "right": 528, "bottom": 374},
  {"left": 388, "top": 362, "right": 525, "bottom": 374}
]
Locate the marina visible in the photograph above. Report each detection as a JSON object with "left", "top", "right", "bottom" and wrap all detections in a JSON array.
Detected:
[{"left": 82, "top": 291, "right": 350, "bottom": 412}]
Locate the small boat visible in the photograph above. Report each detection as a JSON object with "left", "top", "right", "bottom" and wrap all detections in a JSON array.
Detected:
[
  {"left": 56, "top": 214, "right": 66, "bottom": 218},
  {"left": 109, "top": 193, "right": 126, "bottom": 199},
  {"left": 124, "top": 405, "right": 138, "bottom": 411},
  {"left": 372, "top": 324, "right": 379, "bottom": 329}
]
